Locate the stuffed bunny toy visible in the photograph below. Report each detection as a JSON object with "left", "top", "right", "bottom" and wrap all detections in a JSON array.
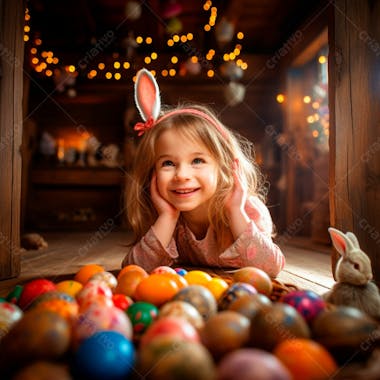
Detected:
[{"left": 323, "top": 227, "right": 380, "bottom": 319}]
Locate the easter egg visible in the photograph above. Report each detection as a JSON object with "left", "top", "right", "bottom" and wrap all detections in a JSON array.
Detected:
[
  {"left": 184, "top": 270, "right": 212, "bottom": 286},
  {"left": 74, "top": 331, "right": 135, "bottom": 380},
  {"left": 200, "top": 310, "right": 250, "bottom": 359},
  {"left": 75, "top": 280, "right": 113, "bottom": 308},
  {"left": 0, "top": 309, "right": 70, "bottom": 366},
  {"left": 89, "top": 271, "right": 118, "bottom": 290},
  {"left": 12, "top": 361, "right": 72, "bottom": 380},
  {"left": 151, "top": 265, "right": 177, "bottom": 275},
  {"left": 204, "top": 277, "right": 229, "bottom": 300},
  {"left": 56, "top": 280, "right": 83, "bottom": 297},
  {"left": 140, "top": 316, "right": 200, "bottom": 347},
  {"left": 218, "top": 282, "right": 257, "bottom": 310},
  {"left": 312, "top": 306, "right": 379, "bottom": 364},
  {"left": 138, "top": 335, "right": 215, "bottom": 380},
  {"left": 117, "top": 264, "right": 148, "bottom": 281},
  {"left": 228, "top": 293, "right": 272, "bottom": 319},
  {"left": 274, "top": 338, "right": 337, "bottom": 380},
  {"left": 0, "top": 302, "right": 23, "bottom": 339},
  {"left": 18, "top": 279, "right": 57, "bottom": 310},
  {"left": 161, "top": 272, "right": 188, "bottom": 289},
  {"left": 5, "top": 285, "right": 23, "bottom": 304},
  {"left": 32, "top": 298, "right": 78, "bottom": 322},
  {"left": 159, "top": 300, "right": 204, "bottom": 330},
  {"left": 112, "top": 293, "right": 134, "bottom": 311},
  {"left": 172, "top": 285, "right": 217, "bottom": 321},
  {"left": 217, "top": 348, "right": 291, "bottom": 380},
  {"left": 232, "top": 267, "right": 273, "bottom": 296},
  {"left": 30, "top": 291, "right": 75, "bottom": 307},
  {"left": 73, "top": 304, "right": 133, "bottom": 346},
  {"left": 249, "top": 303, "right": 311, "bottom": 351},
  {"left": 135, "top": 274, "right": 179, "bottom": 306},
  {"left": 174, "top": 267, "right": 188, "bottom": 276},
  {"left": 74, "top": 264, "right": 105, "bottom": 285},
  {"left": 127, "top": 301, "right": 159, "bottom": 336},
  {"left": 281, "top": 290, "right": 326, "bottom": 323},
  {"left": 115, "top": 269, "right": 149, "bottom": 298}
]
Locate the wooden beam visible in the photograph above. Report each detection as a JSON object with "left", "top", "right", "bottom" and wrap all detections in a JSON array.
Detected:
[
  {"left": 0, "top": 0, "right": 24, "bottom": 279},
  {"left": 330, "top": 0, "right": 380, "bottom": 282}
]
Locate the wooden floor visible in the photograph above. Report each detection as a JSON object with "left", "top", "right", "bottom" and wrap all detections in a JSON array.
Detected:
[{"left": 0, "top": 229, "right": 335, "bottom": 298}]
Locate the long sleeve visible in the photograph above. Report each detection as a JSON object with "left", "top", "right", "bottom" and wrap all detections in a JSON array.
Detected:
[
  {"left": 122, "top": 227, "right": 179, "bottom": 272},
  {"left": 218, "top": 196, "right": 285, "bottom": 278}
]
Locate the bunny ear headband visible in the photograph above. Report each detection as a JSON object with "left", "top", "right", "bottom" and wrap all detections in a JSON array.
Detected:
[{"left": 134, "top": 68, "right": 228, "bottom": 138}]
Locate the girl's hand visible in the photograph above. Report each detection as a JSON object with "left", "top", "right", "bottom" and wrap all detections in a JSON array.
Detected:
[{"left": 150, "top": 172, "right": 180, "bottom": 220}]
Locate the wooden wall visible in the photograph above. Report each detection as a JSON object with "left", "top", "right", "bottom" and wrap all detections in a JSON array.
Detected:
[
  {"left": 0, "top": 0, "right": 24, "bottom": 279},
  {"left": 330, "top": 0, "right": 380, "bottom": 282}
]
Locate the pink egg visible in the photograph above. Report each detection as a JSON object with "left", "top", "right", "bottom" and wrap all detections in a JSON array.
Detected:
[
  {"left": 151, "top": 266, "right": 177, "bottom": 275},
  {"left": 76, "top": 280, "right": 113, "bottom": 307}
]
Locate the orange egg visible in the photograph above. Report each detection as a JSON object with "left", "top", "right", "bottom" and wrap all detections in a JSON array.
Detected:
[
  {"left": 162, "top": 272, "right": 188, "bottom": 290},
  {"left": 204, "top": 277, "right": 229, "bottom": 300},
  {"left": 273, "top": 338, "right": 338, "bottom": 380},
  {"left": 184, "top": 270, "right": 212, "bottom": 286},
  {"left": 117, "top": 264, "right": 148, "bottom": 281},
  {"left": 135, "top": 274, "right": 179, "bottom": 306},
  {"left": 115, "top": 269, "right": 148, "bottom": 298},
  {"left": 74, "top": 264, "right": 105, "bottom": 285}
]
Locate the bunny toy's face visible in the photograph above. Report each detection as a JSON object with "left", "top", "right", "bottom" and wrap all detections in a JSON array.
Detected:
[{"left": 336, "top": 250, "right": 373, "bottom": 285}]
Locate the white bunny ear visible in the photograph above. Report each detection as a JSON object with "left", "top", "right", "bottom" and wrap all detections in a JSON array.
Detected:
[
  {"left": 134, "top": 68, "right": 161, "bottom": 122},
  {"left": 346, "top": 231, "right": 360, "bottom": 248},
  {"left": 328, "top": 227, "right": 350, "bottom": 258}
]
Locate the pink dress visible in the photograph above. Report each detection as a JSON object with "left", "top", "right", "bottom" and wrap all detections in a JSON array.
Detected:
[{"left": 122, "top": 196, "right": 285, "bottom": 278}]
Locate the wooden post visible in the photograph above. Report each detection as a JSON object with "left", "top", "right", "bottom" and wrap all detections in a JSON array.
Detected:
[
  {"left": 0, "top": 0, "right": 24, "bottom": 279},
  {"left": 330, "top": 0, "right": 380, "bottom": 282}
]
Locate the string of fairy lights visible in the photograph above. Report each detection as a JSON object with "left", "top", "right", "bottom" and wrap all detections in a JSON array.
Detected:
[{"left": 24, "top": 1, "right": 249, "bottom": 82}]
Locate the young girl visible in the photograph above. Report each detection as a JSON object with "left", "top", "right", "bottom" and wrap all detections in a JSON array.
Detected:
[{"left": 122, "top": 69, "right": 285, "bottom": 278}]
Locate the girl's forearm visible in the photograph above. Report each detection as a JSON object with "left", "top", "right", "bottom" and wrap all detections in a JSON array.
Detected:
[
  {"left": 152, "top": 214, "right": 178, "bottom": 248},
  {"left": 228, "top": 207, "right": 250, "bottom": 240}
]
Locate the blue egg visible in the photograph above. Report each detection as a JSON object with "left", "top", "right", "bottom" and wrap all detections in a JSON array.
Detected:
[
  {"left": 74, "top": 330, "right": 135, "bottom": 380},
  {"left": 174, "top": 267, "right": 188, "bottom": 276}
]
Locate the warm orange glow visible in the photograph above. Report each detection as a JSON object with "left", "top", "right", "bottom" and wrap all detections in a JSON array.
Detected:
[
  {"left": 276, "top": 94, "right": 285, "bottom": 103},
  {"left": 303, "top": 96, "right": 311, "bottom": 104}
]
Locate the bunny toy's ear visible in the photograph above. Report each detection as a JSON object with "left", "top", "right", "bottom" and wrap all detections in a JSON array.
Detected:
[
  {"left": 346, "top": 231, "right": 360, "bottom": 249},
  {"left": 134, "top": 68, "right": 161, "bottom": 122},
  {"left": 328, "top": 227, "right": 353, "bottom": 258}
]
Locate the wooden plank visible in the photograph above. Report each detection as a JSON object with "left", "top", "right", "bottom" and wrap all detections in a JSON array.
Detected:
[
  {"left": 331, "top": 0, "right": 380, "bottom": 282},
  {"left": 0, "top": 0, "right": 24, "bottom": 279}
]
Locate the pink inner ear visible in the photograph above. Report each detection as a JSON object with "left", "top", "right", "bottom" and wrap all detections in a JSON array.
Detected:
[
  {"left": 137, "top": 74, "right": 157, "bottom": 119},
  {"left": 333, "top": 233, "right": 346, "bottom": 254}
]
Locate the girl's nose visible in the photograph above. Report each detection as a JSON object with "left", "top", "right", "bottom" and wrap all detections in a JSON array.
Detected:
[{"left": 175, "top": 164, "right": 190, "bottom": 180}]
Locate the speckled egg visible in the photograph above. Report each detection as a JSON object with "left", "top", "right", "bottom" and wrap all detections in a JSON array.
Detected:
[
  {"left": 73, "top": 303, "right": 133, "bottom": 347},
  {"left": 218, "top": 282, "right": 258, "bottom": 311},
  {"left": 0, "top": 302, "right": 23, "bottom": 340},
  {"left": 172, "top": 285, "right": 217, "bottom": 321},
  {"left": 228, "top": 293, "right": 272, "bottom": 319},
  {"left": 138, "top": 335, "right": 215, "bottom": 380},
  {"left": 249, "top": 303, "right": 311, "bottom": 351},
  {"left": 89, "top": 271, "right": 118, "bottom": 290},
  {"left": 151, "top": 265, "right": 177, "bottom": 275},
  {"left": 281, "top": 290, "right": 326, "bottom": 323},
  {"left": 0, "top": 309, "right": 71, "bottom": 367},
  {"left": 75, "top": 280, "right": 113, "bottom": 309},
  {"left": 312, "top": 306, "right": 379, "bottom": 364},
  {"left": 127, "top": 301, "right": 159, "bottom": 337},
  {"left": 200, "top": 311, "right": 250, "bottom": 359},
  {"left": 217, "top": 348, "right": 291, "bottom": 380},
  {"left": 159, "top": 300, "right": 205, "bottom": 330}
]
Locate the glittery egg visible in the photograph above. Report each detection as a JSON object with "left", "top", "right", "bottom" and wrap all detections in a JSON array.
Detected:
[
  {"left": 281, "top": 290, "right": 326, "bottom": 323},
  {"left": 0, "top": 302, "right": 23, "bottom": 339},
  {"left": 127, "top": 301, "right": 159, "bottom": 337},
  {"left": 172, "top": 285, "right": 217, "bottom": 321},
  {"left": 89, "top": 271, "right": 118, "bottom": 290},
  {"left": 218, "top": 282, "right": 257, "bottom": 311},
  {"left": 159, "top": 300, "right": 204, "bottom": 330}
]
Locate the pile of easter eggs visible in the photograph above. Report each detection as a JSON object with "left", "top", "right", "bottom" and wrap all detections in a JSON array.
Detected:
[{"left": 0, "top": 264, "right": 379, "bottom": 379}]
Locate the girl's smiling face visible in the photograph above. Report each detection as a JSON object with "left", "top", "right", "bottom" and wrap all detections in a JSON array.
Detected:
[{"left": 154, "top": 129, "right": 219, "bottom": 215}]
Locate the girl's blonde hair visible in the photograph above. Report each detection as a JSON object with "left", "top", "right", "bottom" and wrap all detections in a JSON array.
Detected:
[{"left": 125, "top": 103, "right": 266, "bottom": 245}]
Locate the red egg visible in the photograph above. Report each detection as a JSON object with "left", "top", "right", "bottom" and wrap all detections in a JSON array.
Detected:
[{"left": 18, "top": 279, "right": 57, "bottom": 310}]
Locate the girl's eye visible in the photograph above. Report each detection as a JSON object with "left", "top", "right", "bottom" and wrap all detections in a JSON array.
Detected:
[
  {"left": 161, "top": 160, "right": 174, "bottom": 167},
  {"left": 192, "top": 157, "right": 205, "bottom": 164}
]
